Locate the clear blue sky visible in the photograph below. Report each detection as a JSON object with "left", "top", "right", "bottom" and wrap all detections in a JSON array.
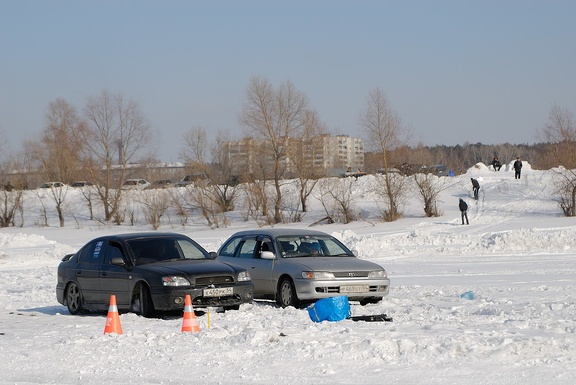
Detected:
[{"left": 1, "top": 0, "right": 575, "bottom": 162}]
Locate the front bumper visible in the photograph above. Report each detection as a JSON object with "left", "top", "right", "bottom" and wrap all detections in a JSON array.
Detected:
[
  {"left": 149, "top": 282, "right": 254, "bottom": 310},
  {"left": 293, "top": 277, "right": 390, "bottom": 301}
]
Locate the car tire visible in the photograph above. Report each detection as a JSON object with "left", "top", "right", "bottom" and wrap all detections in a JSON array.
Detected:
[
  {"left": 65, "top": 282, "right": 83, "bottom": 315},
  {"left": 223, "top": 305, "right": 240, "bottom": 311},
  {"left": 132, "top": 284, "right": 155, "bottom": 318},
  {"left": 276, "top": 278, "right": 300, "bottom": 308}
]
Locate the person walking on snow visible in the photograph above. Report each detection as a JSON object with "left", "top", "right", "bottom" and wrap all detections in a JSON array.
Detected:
[
  {"left": 459, "top": 198, "right": 469, "bottom": 225},
  {"left": 471, "top": 178, "right": 480, "bottom": 200},
  {"left": 513, "top": 157, "right": 522, "bottom": 179}
]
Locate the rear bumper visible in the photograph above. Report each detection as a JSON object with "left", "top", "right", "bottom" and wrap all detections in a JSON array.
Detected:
[{"left": 150, "top": 282, "right": 254, "bottom": 310}]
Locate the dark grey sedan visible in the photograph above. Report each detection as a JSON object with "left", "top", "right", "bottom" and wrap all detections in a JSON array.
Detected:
[
  {"left": 217, "top": 229, "right": 390, "bottom": 308},
  {"left": 56, "top": 232, "right": 253, "bottom": 317}
]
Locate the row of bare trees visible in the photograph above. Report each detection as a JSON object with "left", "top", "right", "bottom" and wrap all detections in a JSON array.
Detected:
[
  {"left": 1, "top": 90, "right": 152, "bottom": 227},
  {"left": 2, "top": 79, "right": 576, "bottom": 229}
]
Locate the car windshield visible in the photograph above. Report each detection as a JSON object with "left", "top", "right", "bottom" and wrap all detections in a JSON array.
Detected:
[
  {"left": 127, "top": 237, "right": 210, "bottom": 265},
  {"left": 277, "top": 235, "right": 353, "bottom": 257}
]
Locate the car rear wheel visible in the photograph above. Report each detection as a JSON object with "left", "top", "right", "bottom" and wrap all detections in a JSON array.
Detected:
[
  {"left": 65, "top": 282, "right": 83, "bottom": 315},
  {"left": 276, "top": 278, "right": 300, "bottom": 308},
  {"left": 132, "top": 284, "right": 155, "bottom": 318}
]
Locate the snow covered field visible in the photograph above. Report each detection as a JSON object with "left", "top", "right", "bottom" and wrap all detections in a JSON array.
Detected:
[{"left": 1, "top": 163, "right": 575, "bottom": 384}]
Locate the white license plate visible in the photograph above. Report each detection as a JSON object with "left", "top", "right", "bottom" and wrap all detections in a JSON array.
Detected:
[
  {"left": 203, "top": 287, "right": 234, "bottom": 297},
  {"left": 340, "top": 285, "right": 369, "bottom": 293}
]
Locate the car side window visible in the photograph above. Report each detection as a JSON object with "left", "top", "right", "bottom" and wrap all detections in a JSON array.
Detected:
[
  {"left": 77, "top": 240, "right": 105, "bottom": 263},
  {"left": 259, "top": 240, "right": 274, "bottom": 255},
  {"left": 238, "top": 239, "right": 257, "bottom": 259},
  {"left": 219, "top": 236, "right": 242, "bottom": 257},
  {"left": 103, "top": 241, "right": 125, "bottom": 264}
]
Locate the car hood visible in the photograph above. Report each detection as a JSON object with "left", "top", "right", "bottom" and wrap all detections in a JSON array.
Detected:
[
  {"left": 284, "top": 256, "right": 384, "bottom": 272},
  {"left": 136, "top": 259, "right": 241, "bottom": 275}
]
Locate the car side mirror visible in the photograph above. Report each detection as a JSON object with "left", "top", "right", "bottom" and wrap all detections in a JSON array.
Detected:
[
  {"left": 351, "top": 250, "right": 359, "bottom": 257},
  {"left": 208, "top": 251, "right": 217, "bottom": 259},
  {"left": 260, "top": 250, "right": 275, "bottom": 260},
  {"left": 110, "top": 257, "right": 126, "bottom": 266}
]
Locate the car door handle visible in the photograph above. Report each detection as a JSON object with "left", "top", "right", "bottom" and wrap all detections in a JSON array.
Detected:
[{"left": 101, "top": 272, "right": 107, "bottom": 277}]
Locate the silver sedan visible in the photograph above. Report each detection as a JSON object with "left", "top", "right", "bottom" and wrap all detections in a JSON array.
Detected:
[{"left": 217, "top": 228, "right": 390, "bottom": 308}]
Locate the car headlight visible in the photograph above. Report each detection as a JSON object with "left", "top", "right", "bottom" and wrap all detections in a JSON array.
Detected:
[
  {"left": 237, "top": 271, "right": 251, "bottom": 282},
  {"left": 368, "top": 270, "right": 387, "bottom": 278},
  {"left": 162, "top": 276, "right": 191, "bottom": 286},
  {"left": 302, "top": 271, "right": 335, "bottom": 279}
]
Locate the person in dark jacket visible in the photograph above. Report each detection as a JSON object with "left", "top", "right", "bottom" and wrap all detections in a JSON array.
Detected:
[
  {"left": 471, "top": 178, "right": 480, "bottom": 200},
  {"left": 491, "top": 157, "right": 502, "bottom": 171},
  {"left": 459, "top": 198, "right": 469, "bottom": 225},
  {"left": 513, "top": 157, "right": 522, "bottom": 179}
]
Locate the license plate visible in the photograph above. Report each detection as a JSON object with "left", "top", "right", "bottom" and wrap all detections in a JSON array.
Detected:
[
  {"left": 203, "top": 287, "right": 233, "bottom": 297},
  {"left": 340, "top": 285, "right": 369, "bottom": 293}
]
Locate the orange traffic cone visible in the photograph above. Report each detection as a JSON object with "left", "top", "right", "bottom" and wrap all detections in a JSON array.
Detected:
[
  {"left": 103, "top": 294, "right": 123, "bottom": 334},
  {"left": 181, "top": 294, "right": 200, "bottom": 332}
]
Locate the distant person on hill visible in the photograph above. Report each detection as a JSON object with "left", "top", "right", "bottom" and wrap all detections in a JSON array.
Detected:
[
  {"left": 491, "top": 157, "right": 502, "bottom": 171},
  {"left": 459, "top": 198, "right": 469, "bottom": 225},
  {"left": 513, "top": 157, "right": 522, "bottom": 179},
  {"left": 471, "top": 178, "right": 480, "bottom": 200}
]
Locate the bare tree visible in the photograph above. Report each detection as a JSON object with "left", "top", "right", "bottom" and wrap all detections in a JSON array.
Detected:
[
  {"left": 360, "top": 88, "right": 410, "bottom": 221},
  {"left": 289, "top": 110, "right": 326, "bottom": 214},
  {"left": 0, "top": 188, "right": 23, "bottom": 227},
  {"left": 179, "top": 127, "right": 238, "bottom": 226},
  {"left": 138, "top": 189, "right": 172, "bottom": 229},
  {"left": 33, "top": 184, "right": 69, "bottom": 227},
  {"left": 314, "top": 177, "right": 358, "bottom": 224},
  {"left": 239, "top": 76, "right": 310, "bottom": 223},
  {"left": 412, "top": 173, "right": 455, "bottom": 217},
  {"left": 551, "top": 168, "right": 576, "bottom": 217},
  {"left": 539, "top": 105, "right": 576, "bottom": 169},
  {"left": 81, "top": 90, "right": 152, "bottom": 222},
  {"left": 180, "top": 126, "right": 208, "bottom": 171},
  {"left": 25, "top": 98, "right": 87, "bottom": 226},
  {"left": 537, "top": 105, "right": 576, "bottom": 216},
  {"left": 208, "top": 130, "right": 239, "bottom": 213},
  {"left": 0, "top": 149, "right": 25, "bottom": 227}
]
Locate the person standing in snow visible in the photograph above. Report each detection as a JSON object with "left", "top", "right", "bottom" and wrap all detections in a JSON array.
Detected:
[
  {"left": 471, "top": 178, "right": 480, "bottom": 200},
  {"left": 513, "top": 157, "right": 522, "bottom": 179},
  {"left": 459, "top": 198, "right": 469, "bottom": 225}
]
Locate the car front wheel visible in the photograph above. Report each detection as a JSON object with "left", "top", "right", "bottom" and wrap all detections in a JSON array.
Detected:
[
  {"left": 65, "top": 282, "right": 83, "bottom": 315},
  {"left": 132, "top": 284, "right": 155, "bottom": 318},
  {"left": 276, "top": 278, "right": 300, "bottom": 308}
]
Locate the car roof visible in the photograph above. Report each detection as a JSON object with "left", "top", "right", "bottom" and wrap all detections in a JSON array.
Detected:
[
  {"left": 229, "top": 228, "right": 331, "bottom": 238},
  {"left": 89, "top": 232, "right": 191, "bottom": 242}
]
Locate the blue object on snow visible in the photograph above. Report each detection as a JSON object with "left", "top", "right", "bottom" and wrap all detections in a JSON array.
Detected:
[
  {"left": 460, "top": 291, "right": 475, "bottom": 300},
  {"left": 307, "top": 296, "right": 350, "bottom": 322}
]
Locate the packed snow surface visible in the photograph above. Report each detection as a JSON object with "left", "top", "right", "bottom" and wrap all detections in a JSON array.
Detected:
[{"left": 1, "top": 163, "right": 575, "bottom": 384}]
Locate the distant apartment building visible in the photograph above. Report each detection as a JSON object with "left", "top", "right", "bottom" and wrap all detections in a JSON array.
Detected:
[{"left": 222, "top": 134, "right": 364, "bottom": 177}]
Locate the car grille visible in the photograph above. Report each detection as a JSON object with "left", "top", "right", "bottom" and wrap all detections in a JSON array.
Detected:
[
  {"left": 195, "top": 276, "right": 235, "bottom": 285},
  {"left": 193, "top": 295, "right": 241, "bottom": 307},
  {"left": 332, "top": 271, "right": 370, "bottom": 278},
  {"left": 316, "top": 286, "right": 384, "bottom": 294}
]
